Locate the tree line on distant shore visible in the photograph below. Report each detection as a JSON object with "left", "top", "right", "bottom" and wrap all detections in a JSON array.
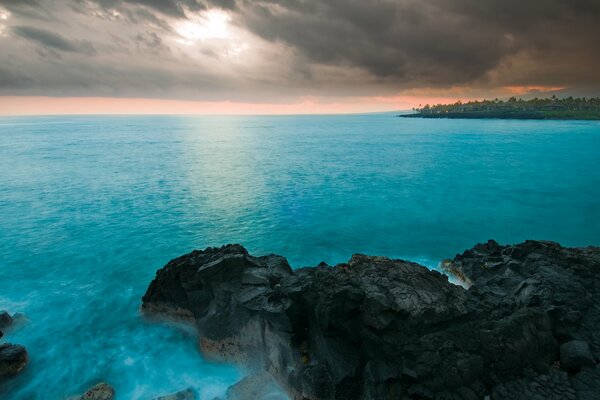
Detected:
[{"left": 408, "top": 96, "right": 600, "bottom": 120}]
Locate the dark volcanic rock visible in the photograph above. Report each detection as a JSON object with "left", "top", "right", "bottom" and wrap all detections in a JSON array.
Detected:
[
  {"left": 153, "top": 388, "right": 195, "bottom": 400},
  {"left": 143, "top": 241, "right": 600, "bottom": 399},
  {"left": 0, "top": 343, "right": 28, "bottom": 378},
  {"left": 0, "top": 311, "right": 13, "bottom": 329},
  {"left": 560, "top": 340, "right": 595, "bottom": 372}
]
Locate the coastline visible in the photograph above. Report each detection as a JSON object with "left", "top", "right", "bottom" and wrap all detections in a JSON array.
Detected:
[
  {"left": 142, "top": 240, "right": 600, "bottom": 400},
  {"left": 399, "top": 112, "right": 600, "bottom": 120}
]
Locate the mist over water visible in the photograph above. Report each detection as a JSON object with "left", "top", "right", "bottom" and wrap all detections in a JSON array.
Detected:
[{"left": 1, "top": 114, "right": 599, "bottom": 399}]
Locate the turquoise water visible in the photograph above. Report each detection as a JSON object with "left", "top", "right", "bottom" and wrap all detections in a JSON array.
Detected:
[{"left": 1, "top": 114, "right": 599, "bottom": 399}]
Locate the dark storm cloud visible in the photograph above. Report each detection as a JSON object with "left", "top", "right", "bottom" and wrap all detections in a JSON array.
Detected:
[
  {"left": 0, "top": 0, "right": 39, "bottom": 8},
  {"left": 122, "top": 0, "right": 205, "bottom": 17},
  {"left": 84, "top": 0, "right": 222, "bottom": 17},
  {"left": 226, "top": 0, "right": 600, "bottom": 87},
  {"left": 0, "top": 0, "right": 599, "bottom": 99},
  {"left": 0, "top": 66, "right": 35, "bottom": 88},
  {"left": 0, "top": 0, "right": 55, "bottom": 20},
  {"left": 12, "top": 26, "right": 97, "bottom": 55},
  {"left": 124, "top": 0, "right": 235, "bottom": 14}
]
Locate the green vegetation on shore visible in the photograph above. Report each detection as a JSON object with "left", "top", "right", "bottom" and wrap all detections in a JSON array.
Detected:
[{"left": 401, "top": 96, "right": 600, "bottom": 120}]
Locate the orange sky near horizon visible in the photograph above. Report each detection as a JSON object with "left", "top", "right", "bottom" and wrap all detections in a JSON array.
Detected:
[
  {"left": 0, "top": 85, "right": 566, "bottom": 116},
  {"left": 0, "top": 95, "right": 475, "bottom": 116}
]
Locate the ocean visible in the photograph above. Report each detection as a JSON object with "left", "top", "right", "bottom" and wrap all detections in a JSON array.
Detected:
[{"left": 1, "top": 114, "right": 599, "bottom": 398}]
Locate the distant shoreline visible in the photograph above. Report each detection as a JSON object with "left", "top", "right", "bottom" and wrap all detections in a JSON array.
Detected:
[
  {"left": 403, "top": 96, "right": 600, "bottom": 120},
  {"left": 399, "top": 112, "right": 600, "bottom": 120}
]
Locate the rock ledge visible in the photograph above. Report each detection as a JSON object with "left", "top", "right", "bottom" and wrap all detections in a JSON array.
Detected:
[{"left": 143, "top": 241, "right": 600, "bottom": 399}]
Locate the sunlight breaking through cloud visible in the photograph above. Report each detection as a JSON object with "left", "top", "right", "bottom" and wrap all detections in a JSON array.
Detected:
[
  {"left": 0, "top": 7, "right": 10, "bottom": 20},
  {"left": 176, "top": 9, "right": 231, "bottom": 41}
]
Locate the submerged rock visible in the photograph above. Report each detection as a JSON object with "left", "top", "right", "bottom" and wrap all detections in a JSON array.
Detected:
[
  {"left": 143, "top": 241, "right": 600, "bottom": 399},
  {"left": 0, "top": 311, "right": 26, "bottom": 338},
  {"left": 0, "top": 343, "right": 28, "bottom": 378},
  {"left": 152, "top": 388, "right": 195, "bottom": 400},
  {"left": 70, "top": 382, "right": 115, "bottom": 400},
  {"left": 224, "top": 372, "right": 289, "bottom": 400},
  {"left": 0, "top": 311, "right": 13, "bottom": 329}
]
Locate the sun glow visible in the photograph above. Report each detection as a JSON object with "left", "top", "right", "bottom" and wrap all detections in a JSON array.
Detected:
[
  {"left": 176, "top": 9, "right": 231, "bottom": 41},
  {"left": 0, "top": 8, "right": 8, "bottom": 38},
  {"left": 0, "top": 7, "right": 10, "bottom": 20}
]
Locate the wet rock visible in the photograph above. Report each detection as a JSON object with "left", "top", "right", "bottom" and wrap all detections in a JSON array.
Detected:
[
  {"left": 0, "top": 311, "right": 13, "bottom": 329},
  {"left": 570, "top": 366, "right": 600, "bottom": 400},
  {"left": 561, "top": 340, "right": 595, "bottom": 372},
  {"left": 143, "top": 241, "right": 600, "bottom": 399},
  {"left": 0, "top": 343, "right": 28, "bottom": 378},
  {"left": 73, "top": 382, "right": 115, "bottom": 400},
  {"left": 152, "top": 388, "right": 195, "bottom": 400},
  {"left": 225, "top": 372, "right": 288, "bottom": 400}
]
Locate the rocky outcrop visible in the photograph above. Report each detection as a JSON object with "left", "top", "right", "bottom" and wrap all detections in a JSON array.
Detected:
[
  {"left": 0, "top": 344, "right": 28, "bottom": 378},
  {"left": 0, "top": 310, "right": 13, "bottom": 340},
  {"left": 0, "top": 310, "right": 29, "bottom": 380},
  {"left": 0, "top": 311, "right": 13, "bottom": 330},
  {"left": 142, "top": 241, "right": 600, "bottom": 399}
]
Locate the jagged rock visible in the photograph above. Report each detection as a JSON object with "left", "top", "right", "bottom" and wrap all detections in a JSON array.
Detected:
[
  {"left": 0, "top": 343, "right": 28, "bottom": 378},
  {"left": 0, "top": 313, "right": 28, "bottom": 380},
  {"left": 0, "top": 311, "right": 13, "bottom": 329},
  {"left": 561, "top": 340, "right": 595, "bottom": 372},
  {"left": 143, "top": 241, "right": 600, "bottom": 399},
  {"left": 152, "top": 388, "right": 195, "bottom": 400}
]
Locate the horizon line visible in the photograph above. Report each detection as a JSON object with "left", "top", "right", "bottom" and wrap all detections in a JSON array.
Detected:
[
  {"left": 0, "top": 111, "right": 409, "bottom": 118},
  {"left": 0, "top": 96, "right": 422, "bottom": 117}
]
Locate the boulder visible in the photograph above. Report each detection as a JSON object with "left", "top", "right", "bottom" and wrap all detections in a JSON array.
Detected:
[
  {"left": 0, "top": 343, "right": 28, "bottom": 378},
  {"left": 561, "top": 340, "right": 595, "bottom": 371},
  {"left": 143, "top": 241, "right": 600, "bottom": 399},
  {"left": 0, "top": 311, "right": 13, "bottom": 329}
]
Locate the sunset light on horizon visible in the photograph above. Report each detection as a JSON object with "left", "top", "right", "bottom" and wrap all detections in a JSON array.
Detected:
[
  {"left": 0, "top": 84, "right": 575, "bottom": 116},
  {"left": 1, "top": 2, "right": 598, "bottom": 115},
  {"left": 0, "top": 95, "right": 472, "bottom": 116}
]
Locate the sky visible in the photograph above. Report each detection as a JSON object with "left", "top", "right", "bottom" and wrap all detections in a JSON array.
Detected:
[{"left": 0, "top": 0, "right": 599, "bottom": 115}]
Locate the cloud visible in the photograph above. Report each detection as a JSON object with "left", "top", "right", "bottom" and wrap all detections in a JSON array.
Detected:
[
  {"left": 86, "top": 0, "right": 208, "bottom": 18},
  {"left": 0, "top": 0, "right": 598, "bottom": 101},
  {"left": 134, "top": 31, "right": 169, "bottom": 53},
  {"left": 122, "top": 0, "right": 192, "bottom": 17},
  {"left": 227, "top": 0, "right": 600, "bottom": 88},
  {"left": 1, "top": 0, "right": 40, "bottom": 9},
  {"left": 12, "top": 26, "right": 96, "bottom": 55}
]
